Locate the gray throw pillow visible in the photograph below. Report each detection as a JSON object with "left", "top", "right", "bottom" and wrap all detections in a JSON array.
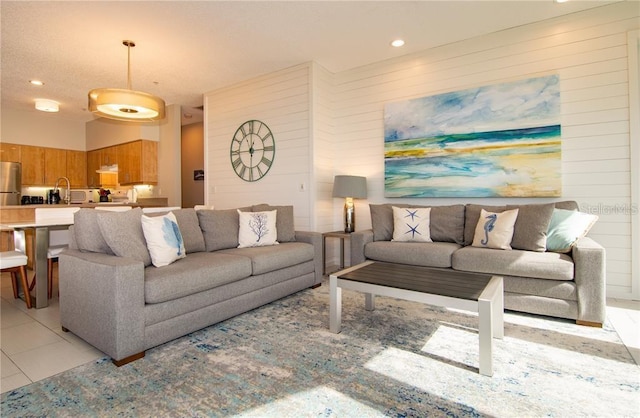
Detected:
[
  {"left": 197, "top": 207, "right": 250, "bottom": 251},
  {"left": 97, "top": 207, "right": 152, "bottom": 266},
  {"left": 73, "top": 209, "right": 113, "bottom": 254},
  {"left": 506, "top": 203, "right": 555, "bottom": 252},
  {"left": 554, "top": 201, "right": 579, "bottom": 211},
  {"left": 369, "top": 204, "right": 395, "bottom": 241},
  {"left": 252, "top": 204, "right": 296, "bottom": 242},
  {"left": 170, "top": 209, "right": 206, "bottom": 253},
  {"left": 463, "top": 204, "right": 506, "bottom": 246}
]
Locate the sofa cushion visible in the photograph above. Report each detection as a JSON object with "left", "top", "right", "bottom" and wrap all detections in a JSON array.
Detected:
[
  {"left": 141, "top": 212, "right": 186, "bottom": 267},
  {"left": 197, "top": 207, "right": 251, "bottom": 251},
  {"left": 370, "top": 203, "right": 465, "bottom": 244},
  {"left": 452, "top": 246, "right": 574, "bottom": 281},
  {"left": 97, "top": 207, "right": 152, "bottom": 266},
  {"left": 472, "top": 208, "right": 519, "bottom": 250},
  {"left": 144, "top": 252, "right": 252, "bottom": 304},
  {"left": 171, "top": 209, "right": 206, "bottom": 253},
  {"left": 463, "top": 204, "right": 505, "bottom": 246},
  {"left": 392, "top": 206, "right": 432, "bottom": 242},
  {"left": 506, "top": 203, "right": 555, "bottom": 252},
  {"left": 220, "top": 242, "right": 314, "bottom": 275},
  {"left": 73, "top": 209, "right": 114, "bottom": 254},
  {"left": 546, "top": 208, "right": 598, "bottom": 253},
  {"left": 364, "top": 241, "right": 461, "bottom": 268},
  {"left": 238, "top": 210, "right": 278, "bottom": 248},
  {"left": 252, "top": 204, "right": 296, "bottom": 242}
]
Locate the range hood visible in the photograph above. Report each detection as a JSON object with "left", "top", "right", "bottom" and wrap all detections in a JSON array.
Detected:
[{"left": 96, "top": 164, "right": 118, "bottom": 174}]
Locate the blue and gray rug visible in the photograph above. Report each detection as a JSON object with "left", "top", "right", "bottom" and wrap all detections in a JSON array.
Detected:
[{"left": 2, "top": 282, "right": 639, "bottom": 417}]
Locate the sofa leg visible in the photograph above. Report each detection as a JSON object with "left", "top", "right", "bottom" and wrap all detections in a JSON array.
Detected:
[
  {"left": 112, "top": 351, "right": 145, "bottom": 367},
  {"left": 61, "top": 326, "right": 69, "bottom": 332},
  {"left": 576, "top": 320, "right": 603, "bottom": 328},
  {"left": 310, "top": 283, "right": 321, "bottom": 289}
]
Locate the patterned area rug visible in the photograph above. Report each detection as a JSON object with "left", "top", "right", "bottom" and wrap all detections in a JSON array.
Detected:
[{"left": 2, "top": 281, "right": 639, "bottom": 417}]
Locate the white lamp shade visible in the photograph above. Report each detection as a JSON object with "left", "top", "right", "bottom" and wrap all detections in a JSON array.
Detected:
[
  {"left": 332, "top": 175, "right": 367, "bottom": 199},
  {"left": 88, "top": 88, "right": 166, "bottom": 121}
]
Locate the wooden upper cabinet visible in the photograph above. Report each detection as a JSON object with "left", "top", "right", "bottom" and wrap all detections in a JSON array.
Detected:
[
  {"left": 117, "top": 140, "right": 157, "bottom": 185},
  {"left": 101, "top": 146, "right": 118, "bottom": 166},
  {"left": 0, "top": 143, "right": 21, "bottom": 162},
  {"left": 44, "top": 148, "right": 67, "bottom": 186},
  {"left": 86, "top": 150, "right": 101, "bottom": 187},
  {"left": 20, "top": 145, "right": 45, "bottom": 186},
  {"left": 67, "top": 150, "right": 87, "bottom": 188}
]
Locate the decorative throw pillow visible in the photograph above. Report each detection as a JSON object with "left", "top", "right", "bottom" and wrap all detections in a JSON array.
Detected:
[
  {"left": 237, "top": 210, "right": 278, "bottom": 248},
  {"left": 392, "top": 206, "right": 432, "bottom": 242},
  {"left": 546, "top": 208, "right": 598, "bottom": 253},
  {"left": 472, "top": 208, "right": 519, "bottom": 250},
  {"left": 252, "top": 204, "right": 295, "bottom": 242},
  {"left": 141, "top": 212, "right": 186, "bottom": 267},
  {"left": 96, "top": 207, "right": 152, "bottom": 266}
]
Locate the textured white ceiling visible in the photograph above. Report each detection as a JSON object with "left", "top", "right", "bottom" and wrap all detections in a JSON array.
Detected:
[{"left": 0, "top": 1, "right": 619, "bottom": 123}]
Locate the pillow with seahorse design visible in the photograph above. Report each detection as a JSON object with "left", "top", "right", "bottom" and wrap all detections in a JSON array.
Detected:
[
  {"left": 141, "top": 212, "right": 186, "bottom": 267},
  {"left": 472, "top": 208, "right": 519, "bottom": 250}
]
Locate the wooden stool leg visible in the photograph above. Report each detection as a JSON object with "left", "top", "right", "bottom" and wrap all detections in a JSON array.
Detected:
[
  {"left": 10, "top": 271, "right": 18, "bottom": 298},
  {"left": 18, "top": 265, "right": 32, "bottom": 309},
  {"left": 48, "top": 258, "right": 54, "bottom": 299}
]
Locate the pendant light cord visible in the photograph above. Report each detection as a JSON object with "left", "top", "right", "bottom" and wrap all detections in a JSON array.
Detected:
[{"left": 124, "top": 40, "right": 135, "bottom": 90}]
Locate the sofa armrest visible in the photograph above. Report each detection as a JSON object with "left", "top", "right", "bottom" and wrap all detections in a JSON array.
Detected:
[
  {"left": 572, "top": 236, "right": 606, "bottom": 325},
  {"left": 59, "top": 249, "right": 146, "bottom": 361},
  {"left": 295, "top": 231, "right": 323, "bottom": 284},
  {"left": 350, "top": 229, "right": 374, "bottom": 266}
]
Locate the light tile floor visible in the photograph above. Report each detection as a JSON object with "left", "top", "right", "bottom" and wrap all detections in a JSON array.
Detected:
[{"left": 1, "top": 267, "right": 639, "bottom": 394}]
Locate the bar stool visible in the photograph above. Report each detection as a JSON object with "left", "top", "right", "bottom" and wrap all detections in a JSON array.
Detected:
[
  {"left": 0, "top": 251, "right": 32, "bottom": 309},
  {"left": 47, "top": 245, "right": 67, "bottom": 298}
]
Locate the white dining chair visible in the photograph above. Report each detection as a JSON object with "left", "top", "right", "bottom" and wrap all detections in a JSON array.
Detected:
[{"left": 0, "top": 250, "right": 32, "bottom": 309}]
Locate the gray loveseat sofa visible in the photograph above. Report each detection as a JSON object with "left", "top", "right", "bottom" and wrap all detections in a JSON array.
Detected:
[
  {"left": 60, "top": 205, "right": 322, "bottom": 366},
  {"left": 350, "top": 201, "right": 606, "bottom": 326}
]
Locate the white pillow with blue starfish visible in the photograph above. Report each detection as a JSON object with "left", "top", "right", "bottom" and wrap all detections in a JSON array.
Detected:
[
  {"left": 392, "top": 206, "right": 432, "bottom": 242},
  {"left": 141, "top": 212, "right": 186, "bottom": 267},
  {"left": 472, "top": 208, "right": 519, "bottom": 250}
]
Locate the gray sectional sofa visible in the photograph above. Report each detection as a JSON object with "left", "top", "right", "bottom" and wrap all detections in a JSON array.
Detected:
[
  {"left": 59, "top": 205, "right": 322, "bottom": 366},
  {"left": 350, "top": 201, "right": 606, "bottom": 326}
]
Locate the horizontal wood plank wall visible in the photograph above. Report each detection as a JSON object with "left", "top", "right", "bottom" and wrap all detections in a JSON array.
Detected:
[
  {"left": 203, "top": 63, "right": 313, "bottom": 231},
  {"left": 332, "top": 2, "right": 639, "bottom": 298}
]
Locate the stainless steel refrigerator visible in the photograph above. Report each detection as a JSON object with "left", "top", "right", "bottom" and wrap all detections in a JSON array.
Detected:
[{"left": 0, "top": 162, "right": 22, "bottom": 205}]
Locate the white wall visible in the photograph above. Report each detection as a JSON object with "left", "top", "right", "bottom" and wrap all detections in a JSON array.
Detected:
[
  {"left": 158, "top": 104, "right": 182, "bottom": 207},
  {"left": 332, "top": 2, "right": 638, "bottom": 299},
  {"left": 204, "top": 63, "right": 314, "bottom": 230},
  {"left": 1, "top": 108, "right": 86, "bottom": 150}
]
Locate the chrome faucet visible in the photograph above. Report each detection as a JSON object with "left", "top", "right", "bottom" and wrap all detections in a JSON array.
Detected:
[{"left": 54, "top": 176, "right": 71, "bottom": 205}]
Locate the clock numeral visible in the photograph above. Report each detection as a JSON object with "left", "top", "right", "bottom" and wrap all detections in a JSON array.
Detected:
[
  {"left": 256, "top": 166, "right": 265, "bottom": 178},
  {"left": 260, "top": 156, "right": 272, "bottom": 166},
  {"left": 238, "top": 165, "right": 247, "bottom": 179},
  {"left": 232, "top": 157, "right": 242, "bottom": 169},
  {"left": 263, "top": 145, "right": 274, "bottom": 152}
]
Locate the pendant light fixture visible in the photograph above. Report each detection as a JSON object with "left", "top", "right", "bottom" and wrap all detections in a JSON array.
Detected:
[{"left": 88, "top": 40, "right": 165, "bottom": 122}]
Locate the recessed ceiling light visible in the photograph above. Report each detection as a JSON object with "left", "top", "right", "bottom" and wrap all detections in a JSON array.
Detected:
[
  {"left": 391, "top": 39, "right": 405, "bottom": 48},
  {"left": 29, "top": 80, "right": 44, "bottom": 86},
  {"left": 35, "top": 99, "right": 59, "bottom": 112}
]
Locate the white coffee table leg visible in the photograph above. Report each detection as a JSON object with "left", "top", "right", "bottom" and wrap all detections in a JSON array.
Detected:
[
  {"left": 329, "top": 275, "right": 342, "bottom": 333},
  {"left": 478, "top": 297, "right": 493, "bottom": 376},
  {"left": 365, "top": 293, "right": 375, "bottom": 311}
]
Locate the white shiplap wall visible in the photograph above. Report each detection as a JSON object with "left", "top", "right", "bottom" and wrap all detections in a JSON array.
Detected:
[
  {"left": 331, "top": 2, "right": 639, "bottom": 298},
  {"left": 203, "top": 63, "right": 314, "bottom": 230}
]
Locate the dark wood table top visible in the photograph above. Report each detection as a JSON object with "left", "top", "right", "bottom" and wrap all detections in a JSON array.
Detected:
[{"left": 336, "top": 262, "right": 494, "bottom": 301}]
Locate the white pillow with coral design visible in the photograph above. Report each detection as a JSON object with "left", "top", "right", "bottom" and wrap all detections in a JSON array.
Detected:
[
  {"left": 392, "top": 206, "right": 432, "bottom": 242},
  {"left": 141, "top": 212, "right": 186, "bottom": 267},
  {"left": 472, "top": 208, "right": 519, "bottom": 250},
  {"left": 237, "top": 210, "right": 279, "bottom": 248}
]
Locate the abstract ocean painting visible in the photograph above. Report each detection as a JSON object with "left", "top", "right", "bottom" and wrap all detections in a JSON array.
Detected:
[{"left": 384, "top": 75, "right": 561, "bottom": 197}]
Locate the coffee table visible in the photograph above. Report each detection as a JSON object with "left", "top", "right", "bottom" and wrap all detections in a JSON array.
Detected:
[{"left": 329, "top": 261, "right": 503, "bottom": 376}]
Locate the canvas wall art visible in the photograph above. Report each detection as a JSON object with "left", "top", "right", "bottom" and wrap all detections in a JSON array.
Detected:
[{"left": 384, "top": 75, "right": 561, "bottom": 197}]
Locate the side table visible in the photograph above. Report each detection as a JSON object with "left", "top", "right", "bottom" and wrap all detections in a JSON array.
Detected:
[{"left": 322, "top": 231, "right": 352, "bottom": 275}]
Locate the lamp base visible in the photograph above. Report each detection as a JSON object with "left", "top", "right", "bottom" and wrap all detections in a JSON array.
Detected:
[{"left": 344, "top": 198, "right": 355, "bottom": 233}]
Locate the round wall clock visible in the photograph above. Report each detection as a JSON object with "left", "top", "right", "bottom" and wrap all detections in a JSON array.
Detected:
[{"left": 230, "top": 120, "right": 275, "bottom": 182}]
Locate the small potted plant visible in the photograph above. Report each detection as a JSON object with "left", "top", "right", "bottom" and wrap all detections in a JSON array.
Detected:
[{"left": 99, "top": 188, "right": 111, "bottom": 202}]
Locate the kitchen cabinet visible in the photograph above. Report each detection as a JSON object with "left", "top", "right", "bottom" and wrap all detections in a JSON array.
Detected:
[
  {"left": 87, "top": 149, "right": 117, "bottom": 188},
  {"left": 117, "top": 140, "right": 157, "bottom": 185},
  {"left": 67, "top": 150, "right": 87, "bottom": 187},
  {"left": 44, "top": 148, "right": 67, "bottom": 185},
  {"left": 20, "top": 145, "right": 45, "bottom": 186},
  {"left": 0, "top": 143, "right": 20, "bottom": 162},
  {"left": 101, "top": 146, "right": 118, "bottom": 166}
]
